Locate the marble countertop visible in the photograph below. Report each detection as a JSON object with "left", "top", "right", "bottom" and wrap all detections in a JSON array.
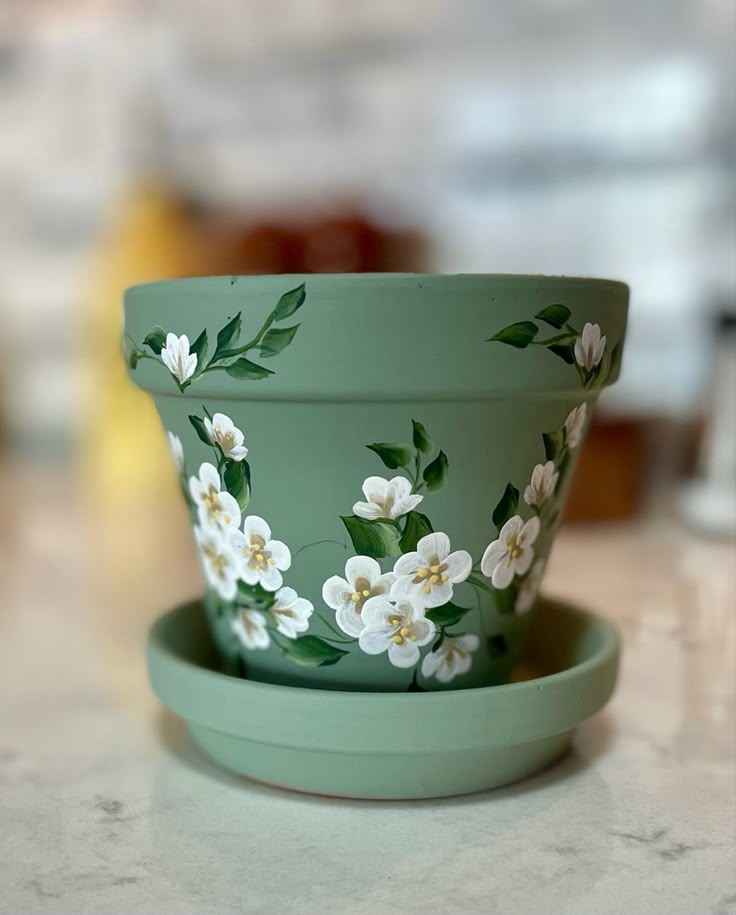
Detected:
[{"left": 2, "top": 467, "right": 734, "bottom": 915}]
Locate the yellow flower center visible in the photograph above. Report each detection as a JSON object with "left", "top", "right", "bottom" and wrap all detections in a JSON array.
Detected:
[
  {"left": 412, "top": 557, "right": 449, "bottom": 594},
  {"left": 388, "top": 613, "right": 418, "bottom": 645},
  {"left": 346, "top": 576, "right": 381, "bottom": 611},
  {"left": 507, "top": 532, "right": 526, "bottom": 562},
  {"left": 203, "top": 542, "right": 228, "bottom": 580},
  {"left": 202, "top": 484, "right": 232, "bottom": 526},
  {"left": 245, "top": 534, "right": 274, "bottom": 571}
]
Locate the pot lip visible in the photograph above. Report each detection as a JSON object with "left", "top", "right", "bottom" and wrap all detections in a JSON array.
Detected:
[{"left": 126, "top": 272, "right": 629, "bottom": 298}]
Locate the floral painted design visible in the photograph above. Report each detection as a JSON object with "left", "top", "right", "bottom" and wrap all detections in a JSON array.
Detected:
[
  {"left": 269, "top": 587, "right": 314, "bottom": 639},
  {"left": 204, "top": 413, "right": 249, "bottom": 461},
  {"left": 488, "top": 303, "right": 620, "bottom": 389},
  {"left": 574, "top": 323, "right": 607, "bottom": 372},
  {"left": 358, "top": 596, "right": 436, "bottom": 668},
  {"left": 151, "top": 285, "right": 608, "bottom": 685},
  {"left": 564, "top": 403, "right": 587, "bottom": 449},
  {"left": 353, "top": 476, "right": 423, "bottom": 521},
  {"left": 231, "top": 515, "right": 291, "bottom": 592},
  {"left": 161, "top": 333, "right": 198, "bottom": 385},
  {"left": 481, "top": 515, "right": 540, "bottom": 589},
  {"left": 189, "top": 462, "right": 241, "bottom": 532},
  {"left": 421, "top": 634, "right": 480, "bottom": 684},
  {"left": 322, "top": 556, "right": 396, "bottom": 637},
  {"left": 523, "top": 461, "right": 559, "bottom": 509},
  {"left": 126, "top": 283, "right": 307, "bottom": 391},
  {"left": 232, "top": 608, "right": 270, "bottom": 651},
  {"left": 391, "top": 532, "right": 472, "bottom": 609},
  {"left": 194, "top": 524, "right": 240, "bottom": 601},
  {"left": 167, "top": 431, "right": 185, "bottom": 474}
]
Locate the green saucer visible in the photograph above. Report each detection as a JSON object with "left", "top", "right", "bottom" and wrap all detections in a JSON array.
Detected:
[{"left": 147, "top": 597, "right": 620, "bottom": 799}]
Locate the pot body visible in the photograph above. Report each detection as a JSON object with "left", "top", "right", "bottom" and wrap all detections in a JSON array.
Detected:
[{"left": 125, "top": 274, "right": 628, "bottom": 691}]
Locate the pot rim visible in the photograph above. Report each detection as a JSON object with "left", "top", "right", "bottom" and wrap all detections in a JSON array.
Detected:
[{"left": 126, "top": 272, "right": 629, "bottom": 297}]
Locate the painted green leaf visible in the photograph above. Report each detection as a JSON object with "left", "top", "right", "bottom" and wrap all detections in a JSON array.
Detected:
[
  {"left": 188, "top": 414, "right": 212, "bottom": 446},
  {"left": 236, "top": 582, "right": 275, "bottom": 612},
  {"left": 214, "top": 313, "right": 242, "bottom": 359},
  {"left": 340, "top": 515, "right": 402, "bottom": 559},
  {"left": 487, "top": 321, "right": 539, "bottom": 348},
  {"left": 548, "top": 341, "right": 576, "bottom": 365},
  {"left": 493, "top": 586, "right": 516, "bottom": 615},
  {"left": 399, "top": 511, "right": 433, "bottom": 553},
  {"left": 224, "top": 459, "right": 250, "bottom": 510},
  {"left": 366, "top": 442, "right": 415, "bottom": 470},
  {"left": 259, "top": 324, "right": 300, "bottom": 358},
  {"left": 190, "top": 329, "right": 208, "bottom": 370},
  {"left": 127, "top": 349, "right": 139, "bottom": 369},
  {"left": 542, "top": 430, "right": 564, "bottom": 461},
  {"left": 492, "top": 482, "right": 519, "bottom": 530},
  {"left": 423, "top": 450, "right": 449, "bottom": 492},
  {"left": 535, "top": 304, "right": 571, "bottom": 329},
  {"left": 411, "top": 419, "right": 433, "bottom": 454},
  {"left": 426, "top": 601, "right": 469, "bottom": 629},
  {"left": 225, "top": 357, "right": 275, "bottom": 381},
  {"left": 606, "top": 339, "right": 624, "bottom": 382},
  {"left": 487, "top": 634, "right": 508, "bottom": 657},
  {"left": 273, "top": 283, "right": 306, "bottom": 321},
  {"left": 143, "top": 325, "right": 166, "bottom": 354},
  {"left": 281, "top": 635, "right": 349, "bottom": 668}
]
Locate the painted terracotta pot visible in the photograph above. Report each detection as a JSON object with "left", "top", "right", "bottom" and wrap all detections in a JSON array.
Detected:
[{"left": 125, "top": 274, "right": 628, "bottom": 692}]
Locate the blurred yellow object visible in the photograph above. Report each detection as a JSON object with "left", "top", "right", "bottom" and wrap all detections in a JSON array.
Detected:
[{"left": 80, "top": 180, "right": 205, "bottom": 515}]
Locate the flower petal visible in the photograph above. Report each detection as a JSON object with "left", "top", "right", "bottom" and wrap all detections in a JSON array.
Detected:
[
  {"left": 390, "top": 493, "right": 424, "bottom": 519},
  {"left": 358, "top": 627, "right": 391, "bottom": 655},
  {"left": 443, "top": 549, "right": 472, "bottom": 584},
  {"left": 243, "top": 515, "right": 272, "bottom": 543},
  {"left": 420, "top": 649, "right": 443, "bottom": 678},
  {"left": 387, "top": 639, "right": 420, "bottom": 668},
  {"left": 389, "top": 476, "right": 413, "bottom": 499},
  {"left": 345, "top": 555, "right": 381, "bottom": 586},
  {"left": 458, "top": 634, "right": 480, "bottom": 652},
  {"left": 498, "top": 515, "right": 523, "bottom": 543},
  {"left": 267, "top": 539, "right": 291, "bottom": 571},
  {"left": 389, "top": 575, "right": 420, "bottom": 604},
  {"left": 417, "top": 531, "right": 451, "bottom": 562},
  {"left": 393, "top": 551, "right": 421, "bottom": 577},
  {"left": 360, "top": 595, "right": 395, "bottom": 628},
  {"left": 361, "top": 475, "right": 390, "bottom": 501},
  {"left": 259, "top": 564, "right": 283, "bottom": 592},
  {"left": 412, "top": 617, "right": 436, "bottom": 646},
  {"left": 480, "top": 538, "right": 507, "bottom": 578},
  {"left": 421, "top": 580, "right": 453, "bottom": 609},
  {"left": 521, "top": 515, "right": 541, "bottom": 546},
  {"left": 336, "top": 603, "right": 365, "bottom": 638},
  {"left": 514, "top": 548, "right": 534, "bottom": 578},
  {"left": 491, "top": 559, "right": 515, "bottom": 590},
  {"left": 322, "top": 575, "right": 351, "bottom": 611},
  {"left": 352, "top": 501, "right": 385, "bottom": 520}
]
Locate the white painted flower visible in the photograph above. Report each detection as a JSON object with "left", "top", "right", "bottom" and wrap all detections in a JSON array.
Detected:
[
  {"left": 574, "top": 323, "right": 606, "bottom": 372},
  {"left": 194, "top": 524, "right": 240, "bottom": 601},
  {"left": 204, "top": 412, "right": 249, "bottom": 462},
  {"left": 523, "top": 461, "right": 559, "bottom": 509},
  {"left": 322, "top": 556, "right": 396, "bottom": 637},
  {"left": 232, "top": 608, "right": 270, "bottom": 650},
  {"left": 269, "top": 587, "right": 313, "bottom": 639},
  {"left": 480, "top": 515, "right": 540, "bottom": 590},
  {"left": 564, "top": 403, "right": 587, "bottom": 449},
  {"left": 189, "top": 462, "right": 241, "bottom": 532},
  {"left": 353, "top": 475, "right": 423, "bottom": 521},
  {"left": 390, "top": 532, "right": 472, "bottom": 609},
  {"left": 161, "top": 332, "right": 197, "bottom": 384},
  {"left": 230, "top": 515, "right": 291, "bottom": 592},
  {"left": 167, "top": 431, "right": 185, "bottom": 473},
  {"left": 515, "top": 559, "right": 546, "bottom": 615},
  {"left": 358, "top": 596, "right": 435, "bottom": 668},
  {"left": 421, "top": 634, "right": 480, "bottom": 684}
]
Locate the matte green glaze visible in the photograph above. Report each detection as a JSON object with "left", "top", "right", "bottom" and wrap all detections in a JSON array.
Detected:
[
  {"left": 147, "top": 596, "right": 620, "bottom": 798},
  {"left": 125, "top": 274, "right": 628, "bottom": 692}
]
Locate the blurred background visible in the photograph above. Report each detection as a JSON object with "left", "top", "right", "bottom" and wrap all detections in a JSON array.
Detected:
[{"left": 0, "top": 0, "right": 734, "bottom": 632}]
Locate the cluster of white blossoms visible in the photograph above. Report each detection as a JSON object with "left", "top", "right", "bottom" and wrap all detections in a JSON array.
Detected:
[
  {"left": 480, "top": 403, "right": 587, "bottom": 614},
  {"left": 325, "top": 482, "right": 475, "bottom": 678},
  {"left": 171, "top": 411, "right": 313, "bottom": 654}
]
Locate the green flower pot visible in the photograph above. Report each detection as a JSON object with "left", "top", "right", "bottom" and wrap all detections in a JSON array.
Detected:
[{"left": 125, "top": 273, "right": 628, "bottom": 692}]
